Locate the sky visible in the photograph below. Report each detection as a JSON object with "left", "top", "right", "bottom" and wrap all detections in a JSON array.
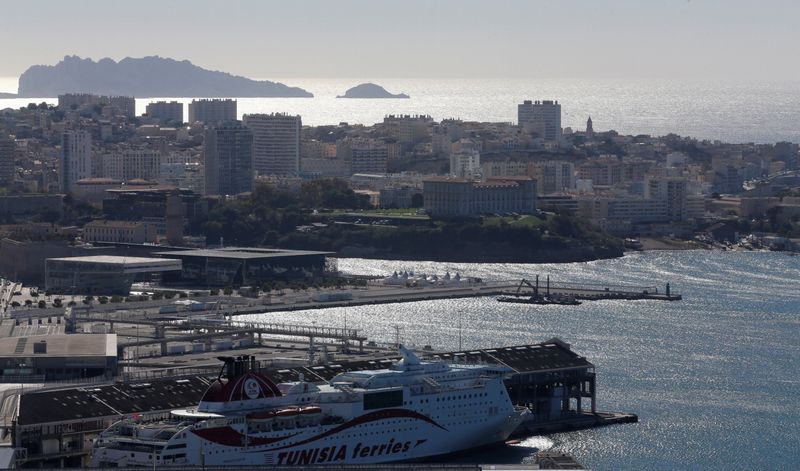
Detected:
[{"left": 1, "top": 0, "right": 798, "bottom": 80}]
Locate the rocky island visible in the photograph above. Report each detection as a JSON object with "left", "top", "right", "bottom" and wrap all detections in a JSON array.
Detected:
[
  {"left": 337, "top": 83, "right": 409, "bottom": 99},
  {"left": 17, "top": 55, "right": 313, "bottom": 98}
]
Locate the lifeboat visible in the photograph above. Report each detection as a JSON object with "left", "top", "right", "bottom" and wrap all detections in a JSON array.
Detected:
[
  {"left": 274, "top": 407, "right": 300, "bottom": 428},
  {"left": 298, "top": 406, "right": 322, "bottom": 426},
  {"left": 247, "top": 410, "right": 276, "bottom": 422}
]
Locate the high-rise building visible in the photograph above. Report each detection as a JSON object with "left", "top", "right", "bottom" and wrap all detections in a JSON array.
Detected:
[
  {"left": 586, "top": 116, "right": 594, "bottom": 135},
  {"left": 336, "top": 138, "right": 388, "bottom": 175},
  {"left": 203, "top": 123, "right": 253, "bottom": 196},
  {"left": 646, "top": 176, "right": 689, "bottom": 221},
  {"left": 243, "top": 113, "right": 301, "bottom": 177},
  {"left": 188, "top": 99, "right": 237, "bottom": 124},
  {"left": 61, "top": 130, "right": 92, "bottom": 192},
  {"left": 518, "top": 100, "right": 562, "bottom": 141},
  {"left": 0, "top": 131, "right": 14, "bottom": 187},
  {"left": 145, "top": 101, "right": 183, "bottom": 123}
]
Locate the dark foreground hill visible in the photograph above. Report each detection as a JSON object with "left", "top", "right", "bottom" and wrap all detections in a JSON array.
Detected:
[{"left": 17, "top": 55, "right": 313, "bottom": 97}]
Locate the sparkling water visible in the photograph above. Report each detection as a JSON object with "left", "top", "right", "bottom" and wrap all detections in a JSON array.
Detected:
[
  {"left": 2, "top": 78, "right": 800, "bottom": 143},
  {"left": 238, "top": 251, "right": 800, "bottom": 469}
]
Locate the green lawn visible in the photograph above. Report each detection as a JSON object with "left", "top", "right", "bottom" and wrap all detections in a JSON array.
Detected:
[{"left": 482, "top": 215, "right": 548, "bottom": 227}]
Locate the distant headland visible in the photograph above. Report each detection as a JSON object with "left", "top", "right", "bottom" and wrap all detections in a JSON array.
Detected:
[
  {"left": 337, "top": 83, "right": 409, "bottom": 99},
  {"left": 16, "top": 55, "right": 313, "bottom": 98}
]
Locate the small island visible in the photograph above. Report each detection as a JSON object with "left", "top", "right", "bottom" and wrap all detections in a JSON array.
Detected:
[{"left": 337, "top": 83, "right": 409, "bottom": 99}]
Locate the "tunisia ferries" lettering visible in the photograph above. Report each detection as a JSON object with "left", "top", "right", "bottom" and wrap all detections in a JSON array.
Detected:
[{"left": 275, "top": 438, "right": 426, "bottom": 465}]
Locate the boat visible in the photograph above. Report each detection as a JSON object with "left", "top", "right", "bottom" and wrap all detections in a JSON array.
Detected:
[{"left": 90, "top": 348, "right": 529, "bottom": 466}]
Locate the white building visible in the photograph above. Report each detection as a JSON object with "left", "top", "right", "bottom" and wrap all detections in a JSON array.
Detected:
[
  {"left": 518, "top": 100, "right": 562, "bottom": 141},
  {"left": 145, "top": 101, "right": 183, "bottom": 123},
  {"left": 61, "top": 130, "right": 92, "bottom": 193},
  {"left": 188, "top": 99, "right": 237, "bottom": 124},
  {"left": 423, "top": 177, "right": 536, "bottom": 217},
  {"left": 99, "top": 148, "right": 161, "bottom": 182},
  {"left": 337, "top": 138, "right": 388, "bottom": 175},
  {"left": 243, "top": 113, "right": 301, "bottom": 177},
  {"left": 450, "top": 149, "right": 481, "bottom": 178}
]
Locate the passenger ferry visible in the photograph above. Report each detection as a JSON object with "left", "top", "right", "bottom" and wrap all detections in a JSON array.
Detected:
[{"left": 91, "top": 347, "right": 528, "bottom": 466}]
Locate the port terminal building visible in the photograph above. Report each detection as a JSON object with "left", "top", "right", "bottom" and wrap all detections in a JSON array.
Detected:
[
  {"left": 44, "top": 256, "right": 182, "bottom": 295},
  {"left": 155, "top": 247, "right": 335, "bottom": 286}
]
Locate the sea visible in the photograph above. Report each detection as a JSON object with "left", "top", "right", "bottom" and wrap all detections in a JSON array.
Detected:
[
  {"left": 2, "top": 77, "right": 800, "bottom": 144},
  {"left": 2, "top": 76, "right": 799, "bottom": 467},
  {"left": 237, "top": 250, "right": 800, "bottom": 470}
]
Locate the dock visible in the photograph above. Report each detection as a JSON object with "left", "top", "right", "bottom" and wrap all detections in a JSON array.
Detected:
[{"left": 6, "top": 339, "right": 632, "bottom": 468}]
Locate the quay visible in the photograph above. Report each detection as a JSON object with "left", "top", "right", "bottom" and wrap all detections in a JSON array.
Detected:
[
  {"left": 3, "top": 338, "right": 632, "bottom": 468},
  {"left": 2, "top": 277, "right": 681, "bottom": 327}
]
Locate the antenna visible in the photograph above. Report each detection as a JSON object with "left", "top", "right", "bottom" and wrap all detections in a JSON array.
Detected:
[
  {"left": 458, "top": 311, "right": 462, "bottom": 351},
  {"left": 394, "top": 325, "right": 402, "bottom": 347}
]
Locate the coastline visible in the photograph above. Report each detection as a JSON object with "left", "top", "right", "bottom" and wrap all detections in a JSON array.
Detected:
[{"left": 334, "top": 244, "right": 624, "bottom": 264}]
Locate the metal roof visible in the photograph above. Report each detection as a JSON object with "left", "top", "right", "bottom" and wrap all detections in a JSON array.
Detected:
[{"left": 16, "top": 341, "right": 590, "bottom": 426}]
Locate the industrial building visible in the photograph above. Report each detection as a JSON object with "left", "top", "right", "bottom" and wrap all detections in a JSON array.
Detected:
[
  {"left": 0, "top": 333, "right": 117, "bottom": 382},
  {"left": 156, "top": 247, "right": 333, "bottom": 286},
  {"left": 45, "top": 255, "right": 182, "bottom": 295}
]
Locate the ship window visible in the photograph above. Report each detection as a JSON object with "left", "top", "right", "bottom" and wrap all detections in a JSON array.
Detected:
[{"left": 362, "top": 389, "right": 403, "bottom": 410}]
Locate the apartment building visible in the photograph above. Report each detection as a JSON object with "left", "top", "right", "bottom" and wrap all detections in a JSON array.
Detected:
[{"left": 243, "top": 113, "right": 301, "bottom": 176}]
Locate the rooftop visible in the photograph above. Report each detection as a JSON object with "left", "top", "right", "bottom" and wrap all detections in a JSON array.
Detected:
[
  {"left": 85, "top": 220, "right": 143, "bottom": 229},
  {"left": 16, "top": 340, "right": 590, "bottom": 426},
  {"left": 156, "top": 247, "right": 334, "bottom": 260},
  {"left": 0, "top": 334, "right": 116, "bottom": 358},
  {"left": 47, "top": 255, "right": 178, "bottom": 265}
]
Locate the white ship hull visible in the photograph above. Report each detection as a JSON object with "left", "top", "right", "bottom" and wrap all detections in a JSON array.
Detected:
[{"left": 91, "top": 349, "right": 528, "bottom": 467}]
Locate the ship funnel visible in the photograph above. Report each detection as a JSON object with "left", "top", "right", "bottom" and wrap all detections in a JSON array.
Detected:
[{"left": 397, "top": 344, "right": 421, "bottom": 367}]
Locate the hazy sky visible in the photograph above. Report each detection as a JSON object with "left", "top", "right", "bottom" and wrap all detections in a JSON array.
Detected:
[{"left": 2, "top": 0, "right": 798, "bottom": 80}]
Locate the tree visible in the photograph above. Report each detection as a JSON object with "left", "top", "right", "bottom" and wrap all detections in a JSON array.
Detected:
[
  {"left": 53, "top": 298, "right": 63, "bottom": 308},
  {"left": 223, "top": 286, "right": 233, "bottom": 296},
  {"left": 98, "top": 296, "right": 108, "bottom": 304},
  {"left": 110, "top": 295, "right": 122, "bottom": 303},
  {"left": 38, "top": 300, "right": 46, "bottom": 308}
]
